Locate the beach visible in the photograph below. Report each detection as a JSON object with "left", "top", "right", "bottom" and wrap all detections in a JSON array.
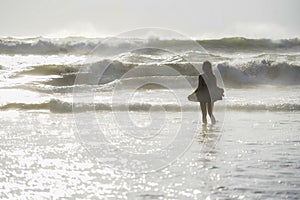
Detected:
[
  {"left": 0, "top": 36, "right": 300, "bottom": 199},
  {"left": 0, "top": 110, "right": 299, "bottom": 199}
]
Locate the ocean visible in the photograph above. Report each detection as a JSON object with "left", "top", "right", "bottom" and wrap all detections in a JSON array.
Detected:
[{"left": 0, "top": 35, "right": 300, "bottom": 199}]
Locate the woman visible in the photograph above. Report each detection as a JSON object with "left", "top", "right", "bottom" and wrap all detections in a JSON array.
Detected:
[{"left": 194, "top": 61, "right": 224, "bottom": 124}]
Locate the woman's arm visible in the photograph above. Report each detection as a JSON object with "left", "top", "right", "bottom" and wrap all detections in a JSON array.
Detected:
[
  {"left": 194, "top": 75, "right": 204, "bottom": 93},
  {"left": 211, "top": 75, "right": 217, "bottom": 87}
]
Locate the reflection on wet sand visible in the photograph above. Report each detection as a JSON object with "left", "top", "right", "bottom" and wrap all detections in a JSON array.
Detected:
[{"left": 197, "top": 123, "right": 222, "bottom": 157}]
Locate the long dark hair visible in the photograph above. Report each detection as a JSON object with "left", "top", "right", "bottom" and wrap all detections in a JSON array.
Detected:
[{"left": 202, "top": 61, "right": 213, "bottom": 75}]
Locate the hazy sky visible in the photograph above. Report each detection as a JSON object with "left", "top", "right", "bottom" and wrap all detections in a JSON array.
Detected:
[{"left": 0, "top": 0, "right": 299, "bottom": 39}]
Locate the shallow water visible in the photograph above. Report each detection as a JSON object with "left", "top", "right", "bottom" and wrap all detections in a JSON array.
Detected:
[
  {"left": 0, "top": 110, "right": 299, "bottom": 199},
  {"left": 1, "top": 36, "right": 300, "bottom": 199}
]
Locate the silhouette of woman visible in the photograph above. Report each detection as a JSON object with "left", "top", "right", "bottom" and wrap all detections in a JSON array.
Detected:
[{"left": 193, "top": 61, "right": 224, "bottom": 124}]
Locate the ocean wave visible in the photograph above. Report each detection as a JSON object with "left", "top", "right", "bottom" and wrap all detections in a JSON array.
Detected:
[
  {"left": 0, "top": 37, "right": 99, "bottom": 55},
  {"left": 19, "top": 64, "right": 79, "bottom": 75},
  {"left": 13, "top": 59, "right": 300, "bottom": 88},
  {"left": 198, "top": 37, "right": 300, "bottom": 51},
  {"left": 217, "top": 61, "right": 300, "bottom": 85},
  {"left": 0, "top": 102, "right": 50, "bottom": 110},
  {"left": 1, "top": 99, "right": 299, "bottom": 113},
  {"left": 226, "top": 103, "right": 300, "bottom": 112},
  {"left": 71, "top": 60, "right": 300, "bottom": 86},
  {"left": 19, "top": 60, "right": 200, "bottom": 86},
  {"left": 0, "top": 37, "right": 299, "bottom": 55},
  {"left": 0, "top": 99, "right": 188, "bottom": 113}
]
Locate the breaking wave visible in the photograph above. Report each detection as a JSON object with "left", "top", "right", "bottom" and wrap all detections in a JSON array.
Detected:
[
  {"left": 1, "top": 37, "right": 299, "bottom": 55},
  {"left": 1, "top": 99, "right": 299, "bottom": 113},
  {"left": 226, "top": 103, "right": 300, "bottom": 112},
  {"left": 20, "top": 60, "right": 300, "bottom": 87},
  {"left": 217, "top": 61, "right": 300, "bottom": 85},
  {"left": 19, "top": 64, "right": 79, "bottom": 75}
]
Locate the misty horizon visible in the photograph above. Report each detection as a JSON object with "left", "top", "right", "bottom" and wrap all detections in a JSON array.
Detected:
[{"left": 1, "top": 0, "right": 299, "bottom": 39}]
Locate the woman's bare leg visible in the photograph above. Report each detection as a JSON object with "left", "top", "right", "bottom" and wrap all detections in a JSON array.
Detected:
[
  {"left": 207, "top": 102, "right": 216, "bottom": 124},
  {"left": 200, "top": 102, "right": 207, "bottom": 124}
]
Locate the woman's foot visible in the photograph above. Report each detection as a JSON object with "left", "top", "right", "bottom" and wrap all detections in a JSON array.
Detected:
[
  {"left": 202, "top": 118, "right": 207, "bottom": 124},
  {"left": 211, "top": 116, "right": 216, "bottom": 124}
]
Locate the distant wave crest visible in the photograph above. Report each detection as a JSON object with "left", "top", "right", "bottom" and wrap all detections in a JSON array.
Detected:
[
  {"left": 1, "top": 99, "right": 299, "bottom": 113},
  {"left": 217, "top": 61, "right": 300, "bottom": 85},
  {"left": 1, "top": 37, "right": 299, "bottom": 54}
]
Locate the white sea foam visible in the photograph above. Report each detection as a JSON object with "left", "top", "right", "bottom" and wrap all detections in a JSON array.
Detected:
[
  {"left": 0, "top": 98, "right": 299, "bottom": 113},
  {"left": 0, "top": 37, "right": 299, "bottom": 55}
]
